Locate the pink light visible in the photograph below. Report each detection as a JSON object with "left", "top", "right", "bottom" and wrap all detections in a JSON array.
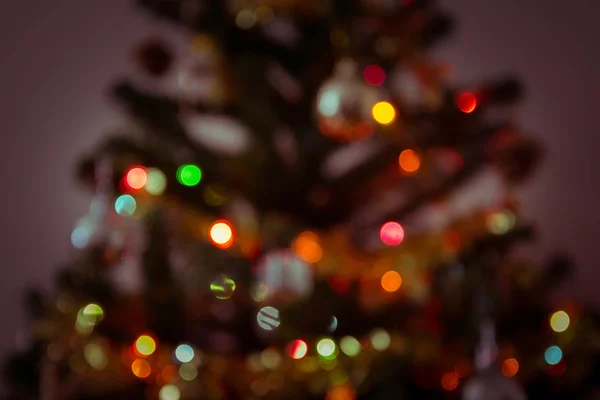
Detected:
[{"left": 380, "top": 222, "right": 404, "bottom": 246}]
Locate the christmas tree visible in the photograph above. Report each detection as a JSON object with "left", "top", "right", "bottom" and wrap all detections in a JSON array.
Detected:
[{"left": 4, "top": 0, "right": 600, "bottom": 399}]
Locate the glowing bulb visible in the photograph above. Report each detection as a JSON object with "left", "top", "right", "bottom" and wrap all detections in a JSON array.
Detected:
[
  {"left": 115, "top": 195, "right": 136, "bottom": 216},
  {"left": 317, "top": 338, "right": 336, "bottom": 358},
  {"left": 372, "top": 101, "right": 396, "bottom": 125},
  {"left": 340, "top": 336, "right": 361, "bottom": 357},
  {"left": 550, "top": 311, "right": 570, "bottom": 333},
  {"left": 456, "top": 92, "right": 477, "bottom": 113},
  {"left": 293, "top": 231, "right": 323, "bottom": 263},
  {"left": 126, "top": 167, "right": 147, "bottom": 190},
  {"left": 176, "top": 164, "right": 202, "bottom": 186},
  {"left": 209, "top": 220, "right": 234, "bottom": 248},
  {"left": 363, "top": 65, "right": 386, "bottom": 86},
  {"left": 287, "top": 340, "right": 308, "bottom": 360},
  {"left": 399, "top": 149, "right": 421, "bottom": 173},
  {"left": 381, "top": 271, "right": 402, "bottom": 292},
  {"left": 159, "top": 384, "right": 180, "bottom": 400},
  {"left": 370, "top": 329, "right": 391, "bottom": 351},
  {"left": 380, "top": 221, "right": 404, "bottom": 246},
  {"left": 146, "top": 168, "right": 167, "bottom": 195},
  {"left": 441, "top": 372, "right": 459, "bottom": 391},
  {"left": 502, "top": 358, "right": 519, "bottom": 377},
  {"left": 135, "top": 335, "right": 156, "bottom": 357},
  {"left": 132, "top": 359, "right": 151, "bottom": 378},
  {"left": 174, "top": 344, "right": 194, "bottom": 363},
  {"left": 545, "top": 346, "right": 563, "bottom": 365}
]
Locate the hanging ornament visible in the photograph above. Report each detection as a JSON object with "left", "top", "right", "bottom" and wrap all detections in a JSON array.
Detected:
[
  {"left": 462, "top": 321, "right": 527, "bottom": 400},
  {"left": 134, "top": 37, "right": 173, "bottom": 78},
  {"left": 315, "top": 59, "right": 380, "bottom": 141},
  {"left": 255, "top": 250, "right": 314, "bottom": 303}
]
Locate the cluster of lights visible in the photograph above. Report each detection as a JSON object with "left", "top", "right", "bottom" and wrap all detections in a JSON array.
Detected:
[{"left": 125, "top": 167, "right": 167, "bottom": 195}]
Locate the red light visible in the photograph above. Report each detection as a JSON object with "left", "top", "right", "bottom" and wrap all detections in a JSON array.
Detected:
[
  {"left": 329, "top": 276, "right": 351, "bottom": 294},
  {"left": 126, "top": 167, "right": 147, "bottom": 190},
  {"left": 456, "top": 92, "right": 477, "bottom": 114},
  {"left": 363, "top": 65, "right": 386, "bottom": 86},
  {"left": 287, "top": 340, "right": 308, "bottom": 360},
  {"left": 380, "top": 222, "right": 404, "bottom": 246},
  {"left": 441, "top": 372, "right": 459, "bottom": 391}
]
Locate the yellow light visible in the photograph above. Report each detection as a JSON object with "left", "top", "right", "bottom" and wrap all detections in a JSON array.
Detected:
[
  {"left": 209, "top": 220, "right": 234, "bottom": 248},
  {"left": 340, "top": 336, "right": 361, "bottom": 357},
  {"left": 381, "top": 271, "right": 402, "bottom": 292},
  {"left": 135, "top": 335, "right": 156, "bottom": 357},
  {"left": 371, "top": 101, "right": 396, "bottom": 125},
  {"left": 132, "top": 358, "right": 151, "bottom": 378},
  {"left": 550, "top": 311, "right": 570, "bottom": 333}
]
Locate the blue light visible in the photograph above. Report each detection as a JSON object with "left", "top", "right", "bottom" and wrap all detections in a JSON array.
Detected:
[
  {"left": 174, "top": 344, "right": 195, "bottom": 363},
  {"left": 71, "top": 226, "right": 90, "bottom": 248},
  {"left": 544, "top": 345, "right": 563, "bottom": 365},
  {"left": 115, "top": 195, "right": 136, "bottom": 216}
]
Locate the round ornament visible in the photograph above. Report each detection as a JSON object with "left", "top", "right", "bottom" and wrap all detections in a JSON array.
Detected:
[{"left": 315, "top": 59, "right": 380, "bottom": 141}]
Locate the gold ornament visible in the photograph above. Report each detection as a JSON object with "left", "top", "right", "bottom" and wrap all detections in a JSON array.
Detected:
[{"left": 315, "top": 59, "right": 380, "bottom": 141}]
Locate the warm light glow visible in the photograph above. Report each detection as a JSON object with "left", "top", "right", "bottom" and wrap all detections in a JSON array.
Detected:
[
  {"left": 502, "top": 358, "right": 520, "bottom": 377},
  {"left": 209, "top": 220, "right": 234, "bottom": 248},
  {"left": 159, "top": 384, "right": 181, "bottom": 400},
  {"left": 135, "top": 335, "right": 157, "bottom": 357},
  {"left": 545, "top": 346, "right": 563, "bottom": 365},
  {"left": 161, "top": 365, "right": 179, "bottom": 384},
  {"left": 372, "top": 101, "right": 396, "bottom": 125},
  {"left": 317, "top": 338, "right": 337, "bottom": 358},
  {"left": 176, "top": 164, "right": 202, "bottom": 186},
  {"left": 132, "top": 359, "right": 152, "bottom": 378},
  {"left": 456, "top": 92, "right": 477, "bottom": 113},
  {"left": 370, "top": 329, "right": 391, "bottom": 351},
  {"left": 179, "top": 363, "right": 198, "bottom": 381},
  {"left": 126, "top": 167, "right": 147, "bottom": 190},
  {"left": 326, "top": 383, "right": 356, "bottom": 400},
  {"left": 550, "top": 311, "right": 570, "bottom": 333},
  {"left": 399, "top": 149, "right": 421, "bottom": 173},
  {"left": 174, "top": 344, "right": 195, "bottom": 363},
  {"left": 236, "top": 9, "right": 256, "bottom": 30},
  {"left": 287, "top": 340, "right": 308, "bottom": 360},
  {"left": 260, "top": 348, "right": 282, "bottom": 369},
  {"left": 381, "top": 271, "right": 402, "bottom": 292},
  {"left": 363, "top": 65, "right": 386, "bottom": 86},
  {"left": 380, "top": 221, "right": 404, "bottom": 246},
  {"left": 293, "top": 231, "right": 323, "bottom": 263},
  {"left": 441, "top": 372, "right": 460, "bottom": 391},
  {"left": 340, "top": 336, "right": 361, "bottom": 357},
  {"left": 84, "top": 343, "right": 107, "bottom": 370}
]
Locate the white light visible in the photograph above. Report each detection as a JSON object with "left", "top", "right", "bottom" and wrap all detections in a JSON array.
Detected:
[
  {"left": 318, "top": 90, "right": 340, "bottom": 117},
  {"left": 257, "top": 306, "right": 280, "bottom": 331},
  {"left": 174, "top": 344, "right": 194, "bottom": 363}
]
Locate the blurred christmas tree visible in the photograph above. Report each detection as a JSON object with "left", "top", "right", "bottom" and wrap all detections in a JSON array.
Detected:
[{"left": 4, "top": 0, "right": 600, "bottom": 399}]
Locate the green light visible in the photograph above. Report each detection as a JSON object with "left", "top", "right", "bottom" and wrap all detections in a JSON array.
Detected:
[
  {"left": 210, "top": 275, "right": 236, "bottom": 300},
  {"left": 82, "top": 303, "right": 104, "bottom": 322},
  {"left": 340, "top": 336, "right": 361, "bottom": 357},
  {"left": 370, "top": 329, "right": 391, "bottom": 351},
  {"left": 177, "top": 164, "right": 202, "bottom": 186},
  {"left": 146, "top": 168, "right": 167, "bottom": 195},
  {"left": 316, "top": 338, "right": 337, "bottom": 360}
]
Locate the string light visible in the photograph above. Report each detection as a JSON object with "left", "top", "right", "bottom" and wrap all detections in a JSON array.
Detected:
[
  {"left": 550, "top": 311, "right": 570, "bottom": 333},
  {"left": 381, "top": 271, "right": 402, "bottom": 292},
  {"left": 545, "top": 346, "right": 563, "bottom": 365},
  {"left": 380, "top": 221, "right": 404, "bottom": 246},
  {"left": 132, "top": 359, "right": 151, "bottom": 378},
  {"left": 209, "top": 220, "right": 234, "bottom": 248},
  {"left": 441, "top": 372, "right": 460, "bottom": 391},
  {"left": 174, "top": 344, "right": 194, "bottom": 363},
  {"left": 399, "top": 149, "right": 421, "bottom": 173},
  {"left": 372, "top": 101, "right": 396, "bottom": 125},
  {"left": 115, "top": 195, "right": 137, "bottom": 216},
  {"left": 126, "top": 167, "right": 147, "bottom": 190},
  {"left": 363, "top": 65, "right": 386, "bottom": 86},
  {"left": 176, "top": 164, "right": 202, "bottom": 186},
  {"left": 135, "top": 335, "right": 156, "bottom": 357},
  {"left": 456, "top": 92, "right": 477, "bottom": 113},
  {"left": 502, "top": 358, "right": 519, "bottom": 377},
  {"left": 287, "top": 340, "right": 308, "bottom": 360}
]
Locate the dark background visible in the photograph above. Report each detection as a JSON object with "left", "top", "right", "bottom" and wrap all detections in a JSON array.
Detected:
[{"left": 0, "top": 0, "right": 598, "bottom": 371}]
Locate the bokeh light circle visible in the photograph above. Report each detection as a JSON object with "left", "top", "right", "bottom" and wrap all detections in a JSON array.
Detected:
[
  {"left": 456, "top": 92, "right": 477, "bottom": 114},
  {"left": 115, "top": 195, "right": 137, "bottom": 216},
  {"left": 287, "top": 340, "right": 308, "bottom": 360},
  {"left": 174, "top": 344, "right": 195, "bottom": 363},
  {"left": 159, "top": 384, "right": 181, "bottom": 400},
  {"left": 257, "top": 306, "right": 280, "bottom": 331},
  {"left": 146, "top": 168, "right": 167, "bottom": 195},
  {"left": 550, "top": 311, "right": 570, "bottom": 333},
  {"left": 135, "top": 335, "right": 156, "bottom": 357},
  {"left": 381, "top": 271, "right": 402, "bottom": 292},
  {"left": 209, "top": 220, "right": 234, "bottom": 248},
  {"left": 126, "top": 167, "right": 147, "bottom": 190},
  {"left": 399, "top": 149, "right": 421, "bottom": 173},
  {"left": 132, "top": 359, "right": 151, "bottom": 378},
  {"left": 363, "top": 65, "right": 386, "bottom": 86},
  {"left": 316, "top": 338, "right": 336, "bottom": 358},
  {"left": 176, "top": 164, "right": 202, "bottom": 186},
  {"left": 545, "top": 346, "right": 563, "bottom": 365},
  {"left": 502, "top": 358, "right": 519, "bottom": 377},
  {"left": 372, "top": 101, "right": 396, "bottom": 125},
  {"left": 380, "top": 222, "right": 404, "bottom": 246}
]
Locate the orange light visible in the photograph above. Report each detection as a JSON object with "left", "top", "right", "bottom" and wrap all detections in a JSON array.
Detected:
[
  {"left": 209, "top": 220, "right": 234, "bottom": 249},
  {"left": 126, "top": 167, "right": 147, "bottom": 190},
  {"left": 456, "top": 92, "right": 477, "bottom": 114},
  {"left": 293, "top": 231, "right": 323, "bottom": 264},
  {"left": 454, "top": 360, "right": 472, "bottom": 378},
  {"left": 326, "top": 384, "right": 356, "bottom": 400},
  {"left": 287, "top": 340, "right": 308, "bottom": 360},
  {"left": 441, "top": 372, "right": 459, "bottom": 391},
  {"left": 371, "top": 101, "right": 396, "bottom": 125},
  {"left": 134, "top": 335, "right": 156, "bottom": 357},
  {"left": 132, "top": 359, "right": 151, "bottom": 378},
  {"left": 381, "top": 271, "right": 402, "bottom": 292},
  {"left": 502, "top": 358, "right": 519, "bottom": 377},
  {"left": 161, "top": 365, "right": 179, "bottom": 383},
  {"left": 399, "top": 149, "right": 421, "bottom": 173}
]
